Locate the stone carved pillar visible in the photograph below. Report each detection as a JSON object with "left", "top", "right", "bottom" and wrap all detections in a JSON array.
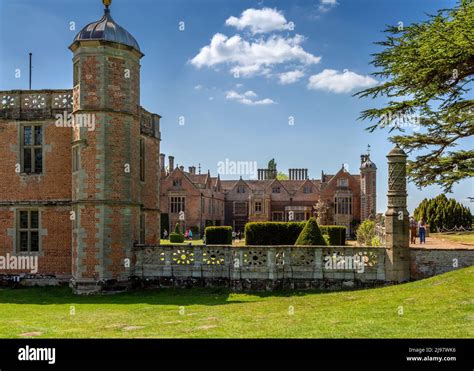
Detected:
[{"left": 385, "top": 145, "right": 410, "bottom": 282}]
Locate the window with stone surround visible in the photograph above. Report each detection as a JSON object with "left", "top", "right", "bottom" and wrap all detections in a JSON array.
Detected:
[
  {"left": 272, "top": 187, "right": 280, "bottom": 193},
  {"left": 334, "top": 197, "right": 352, "bottom": 214},
  {"left": 303, "top": 185, "right": 312, "bottom": 194},
  {"left": 21, "top": 125, "right": 43, "bottom": 174},
  {"left": 272, "top": 211, "right": 284, "bottom": 221},
  {"left": 73, "top": 61, "right": 80, "bottom": 86},
  {"left": 17, "top": 210, "right": 39, "bottom": 252},
  {"left": 255, "top": 201, "right": 262, "bottom": 213},
  {"left": 139, "top": 138, "right": 145, "bottom": 182},
  {"left": 170, "top": 197, "right": 185, "bottom": 213},
  {"left": 338, "top": 178, "right": 348, "bottom": 187},
  {"left": 172, "top": 179, "right": 182, "bottom": 187},
  {"left": 139, "top": 213, "right": 145, "bottom": 244},
  {"left": 234, "top": 202, "right": 247, "bottom": 215},
  {"left": 72, "top": 146, "right": 80, "bottom": 172},
  {"left": 237, "top": 185, "right": 246, "bottom": 193}
]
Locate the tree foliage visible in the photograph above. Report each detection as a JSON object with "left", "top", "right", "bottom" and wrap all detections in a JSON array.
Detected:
[
  {"left": 356, "top": 220, "right": 379, "bottom": 246},
  {"left": 356, "top": 1, "right": 474, "bottom": 192},
  {"left": 413, "top": 194, "right": 472, "bottom": 231}
]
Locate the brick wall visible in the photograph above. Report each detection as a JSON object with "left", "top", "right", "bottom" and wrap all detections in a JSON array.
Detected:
[{"left": 410, "top": 248, "right": 474, "bottom": 280}]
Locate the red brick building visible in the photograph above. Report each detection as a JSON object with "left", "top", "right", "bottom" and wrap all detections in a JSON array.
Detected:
[
  {"left": 159, "top": 155, "right": 225, "bottom": 237},
  {"left": 0, "top": 4, "right": 161, "bottom": 292},
  {"left": 160, "top": 156, "right": 377, "bottom": 237}
]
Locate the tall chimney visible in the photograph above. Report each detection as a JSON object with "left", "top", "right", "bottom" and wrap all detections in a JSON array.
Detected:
[
  {"left": 159, "top": 153, "right": 165, "bottom": 170},
  {"left": 168, "top": 156, "right": 174, "bottom": 171}
]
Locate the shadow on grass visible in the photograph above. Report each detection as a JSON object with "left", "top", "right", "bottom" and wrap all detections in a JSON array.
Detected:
[{"left": 0, "top": 285, "right": 339, "bottom": 306}]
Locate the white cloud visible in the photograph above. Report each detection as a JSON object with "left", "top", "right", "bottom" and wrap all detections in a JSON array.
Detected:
[
  {"left": 190, "top": 33, "right": 321, "bottom": 77},
  {"left": 194, "top": 84, "right": 203, "bottom": 90},
  {"left": 317, "top": 0, "right": 339, "bottom": 14},
  {"left": 225, "top": 90, "right": 275, "bottom": 105},
  {"left": 278, "top": 70, "right": 305, "bottom": 84},
  {"left": 307, "top": 69, "right": 378, "bottom": 93},
  {"left": 225, "top": 8, "right": 291, "bottom": 34}
]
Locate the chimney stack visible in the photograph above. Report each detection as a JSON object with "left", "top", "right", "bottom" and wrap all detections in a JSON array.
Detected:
[
  {"left": 159, "top": 153, "right": 165, "bottom": 171},
  {"left": 168, "top": 156, "right": 174, "bottom": 171},
  {"left": 189, "top": 166, "right": 196, "bottom": 174}
]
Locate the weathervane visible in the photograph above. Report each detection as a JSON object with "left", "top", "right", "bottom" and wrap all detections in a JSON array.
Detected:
[{"left": 367, "top": 144, "right": 371, "bottom": 156}]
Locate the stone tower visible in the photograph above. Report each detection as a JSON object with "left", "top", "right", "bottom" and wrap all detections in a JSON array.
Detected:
[
  {"left": 360, "top": 151, "right": 377, "bottom": 220},
  {"left": 384, "top": 145, "right": 410, "bottom": 282},
  {"left": 69, "top": 1, "right": 157, "bottom": 293}
]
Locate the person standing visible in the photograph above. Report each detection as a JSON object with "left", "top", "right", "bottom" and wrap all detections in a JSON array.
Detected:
[
  {"left": 163, "top": 229, "right": 168, "bottom": 240},
  {"left": 418, "top": 218, "right": 427, "bottom": 244},
  {"left": 409, "top": 217, "right": 417, "bottom": 244}
]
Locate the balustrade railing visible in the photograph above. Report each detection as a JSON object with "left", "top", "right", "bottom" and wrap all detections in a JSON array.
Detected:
[{"left": 134, "top": 245, "right": 386, "bottom": 282}]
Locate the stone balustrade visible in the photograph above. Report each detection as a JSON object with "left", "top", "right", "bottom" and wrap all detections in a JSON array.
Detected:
[
  {"left": 0, "top": 90, "right": 73, "bottom": 120},
  {"left": 133, "top": 244, "right": 386, "bottom": 290},
  {"left": 0, "top": 89, "right": 160, "bottom": 139}
]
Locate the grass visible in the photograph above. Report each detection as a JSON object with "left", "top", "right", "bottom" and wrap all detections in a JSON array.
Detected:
[
  {"left": 0, "top": 267, "right": 472, "bottom": 338},
  {"left": 160, "top": 239, "right": 204, "bottom": 245},
  {"left": 431, "top": 231, "right": 474, "bottom": 245},
  {"left": 160, "top": 239, "right": 247, "bottom": 246}
]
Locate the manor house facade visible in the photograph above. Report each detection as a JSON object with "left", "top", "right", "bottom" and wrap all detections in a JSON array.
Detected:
[
  {"left": 160, "top": 154, "right": 377, "bottom": 237},
  {"left": 0, "top": 2, "right": 376, "bottom": 290}
]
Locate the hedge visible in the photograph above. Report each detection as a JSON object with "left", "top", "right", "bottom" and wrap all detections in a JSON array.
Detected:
[
  {"left": 294, "top": 217, "right": 327, "bottom": 246},
  {"left": 245, "top": 222, "right": 346, "bottom": 246},
  {"left": 320, "top": 225, "right": 346, "bottom": 246},
  {"left": 244, "top": 222, "right": 305, "bottom": 245},
  {"left": 169, "top": 233, "right": 185, "bottom": 243},
  {"left": 205, "top": 226, "right": 233, "bottom": 245}
]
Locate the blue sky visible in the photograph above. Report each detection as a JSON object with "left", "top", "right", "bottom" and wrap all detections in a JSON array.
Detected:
[{"left": 0, "top": 0, "right": 472, "bottom": 213}]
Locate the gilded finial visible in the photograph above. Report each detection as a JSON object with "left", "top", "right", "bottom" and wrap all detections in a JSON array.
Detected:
[{"left": 103, "top": 0, "right": 112, "bottom": 9}]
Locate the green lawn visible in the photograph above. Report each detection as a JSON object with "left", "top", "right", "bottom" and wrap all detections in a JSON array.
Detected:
[
  {"left": 431, "top": 231, "right": 474, "bottom": 245},
  {"left": 160, "top": 239, "right": 204, "bottom": 245},
  {"left": 0, "top": 267, "right": 472, "bottom": 338}
]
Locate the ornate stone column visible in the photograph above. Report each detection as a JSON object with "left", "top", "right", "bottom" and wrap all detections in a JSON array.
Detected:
[{"left": 385, "top": 145, "right": 410, "bottom": 282}]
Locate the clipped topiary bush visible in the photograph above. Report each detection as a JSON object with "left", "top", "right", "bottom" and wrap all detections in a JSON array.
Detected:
[
  {"left": 320, "top": 225, "right": 346, "bottom": 246},
  {"left": 205, "top": 226, "right": 233, "bottom": 245},
  {"left": 245, "top": 222, "right": 305, "bottom": 245},
  {"left": 294, "top": 217, "right": 327, "bottom": 246},
  {"left": 169, "top": 232, "right": 185, "bottom": 243}
]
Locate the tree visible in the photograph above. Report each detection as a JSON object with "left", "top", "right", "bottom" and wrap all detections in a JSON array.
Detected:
[
  {"left": 356, "top": 220, "right": 379, "bottom": 246},
  {"left": 267, "top": 159, "right": 277, "bottom": 172},
  {"left": 276, "top": 171, "right": 289, "bottom": 180},
  {"left": 356, "top": 1, "right": 474, "bottom": 192},
  {"left": 314, "top": 200, "right": 331, "bottom": 225},
  {"left": 413, "top": 195, "right": 472, "bottom": 231},
  {"left": 295, "top": 217, "right": 327, "bottom": 246}
]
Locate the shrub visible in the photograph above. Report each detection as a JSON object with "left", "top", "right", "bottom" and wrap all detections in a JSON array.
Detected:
[
  {"left": 356, "top": 220, "right": 377, "bottom": 246},
  {"left": 295, "top": 217, "right": 327, "bottom": 246},
  {"left": 205, "top": 226, "right": 233, "bottom": 245},
  {"left": 169, "top": 232, "right": 184, "bottom": 243},
  {"left": 245, "top": 222, "right": 305, "bottom": 245},
  {"left": 370, "top": 236, "right": 382, "bottom": 247},
  {"left": 245, "top": 222, "right": 345, "bottom": 245},
  {"left": 320, "top": 225, "right": 346, "bottom": 246}
]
